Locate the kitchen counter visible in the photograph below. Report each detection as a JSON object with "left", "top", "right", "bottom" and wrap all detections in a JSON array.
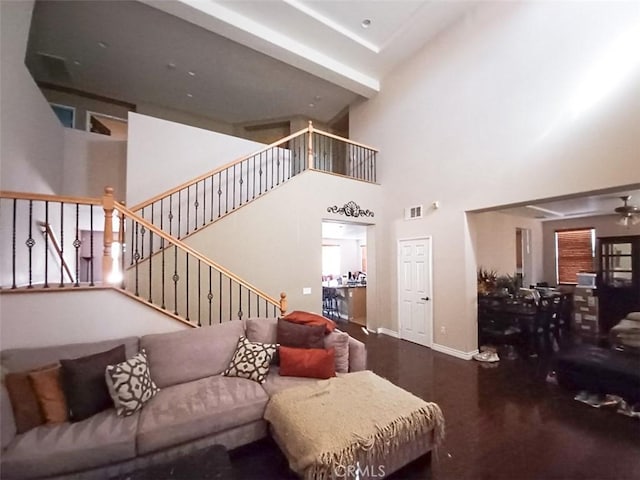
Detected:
[{"left": 334, "top": 285, "right": 367, "bottom": 326}]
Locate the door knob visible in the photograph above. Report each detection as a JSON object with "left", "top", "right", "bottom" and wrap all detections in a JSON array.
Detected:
[{"left": 421, "top": 297, "right": 430, "bottom": 301}]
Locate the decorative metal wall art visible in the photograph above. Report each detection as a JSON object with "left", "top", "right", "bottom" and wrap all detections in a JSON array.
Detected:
[{"left": 326, "top": 201, "right": 374, "bottom": 218}]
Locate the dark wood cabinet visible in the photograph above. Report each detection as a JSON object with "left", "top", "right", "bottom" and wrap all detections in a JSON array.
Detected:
[{"left": 597, "top": 235, "right": 640, "bottom": 332}]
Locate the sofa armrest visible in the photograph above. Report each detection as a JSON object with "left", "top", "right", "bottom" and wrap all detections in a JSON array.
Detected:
[
  {"left": 348, "top": 336, "right": 367, "bottom": 372},
  {"left": 1, "top": 383, "right": 16, "bottom": 450}
]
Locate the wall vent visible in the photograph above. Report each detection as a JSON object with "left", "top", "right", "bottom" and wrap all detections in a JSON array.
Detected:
[{"left": 404, "top": 205, "right": 423, "bottom": 220}]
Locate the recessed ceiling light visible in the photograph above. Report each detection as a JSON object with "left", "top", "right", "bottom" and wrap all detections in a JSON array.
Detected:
[
  {"left": 167, "top": 62, "right": 177, "bottom": 69},
  {"left": 308, "top": 103, "right": 315, "bottom": 108},
  {"left": 98, "top": 41, "right": 108, "bottom": 48},
  {"left": 361, "top": 19, "right": 371, "bottom": 29},
  {"left": 188, "top": 71, "right": 196, "bottom": 77},
  {"left": 73, "top": 60, "right": 81, "bottom": 66},
  {"left": 187, "top": 93, "right": 193, "bottom": 98}
]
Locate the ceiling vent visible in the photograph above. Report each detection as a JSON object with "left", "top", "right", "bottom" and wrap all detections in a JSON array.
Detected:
[
  {"left": 35, "top": 52, "right": 72, "bottom": 84},
  {"left": 404, "top": 205, "right": 423, "bottom": 220}
]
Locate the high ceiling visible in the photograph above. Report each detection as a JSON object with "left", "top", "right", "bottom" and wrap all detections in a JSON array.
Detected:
[
  {"left": 25, "top": 0, "right": 476, "bottom": 125},
  {"left": 496, "top": 188, "right": 640, "bottom": 221}
]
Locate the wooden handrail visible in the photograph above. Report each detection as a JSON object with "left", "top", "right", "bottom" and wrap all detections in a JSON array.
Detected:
[
  {"left": 311, "top": 128, "right": 380, "bottom": 152},
  {"left": 130, "top": 123, "right": 379, "bottom": 212},
  {"left": 36, "top": 221, "right": 75, "bottom": 284},
  {"left": 114, "top": 201, "right": 283, "bottom": 311},
  {"left": 0, "top": 190, "right": 102, "bottom": 205},
  {"left": 129, "top": 126, "right": 310, "bottom": 212}
]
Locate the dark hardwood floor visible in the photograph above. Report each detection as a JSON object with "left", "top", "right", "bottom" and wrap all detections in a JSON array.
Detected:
[{"left": 230, "top": 323, "right": 640, "bottom": 480}]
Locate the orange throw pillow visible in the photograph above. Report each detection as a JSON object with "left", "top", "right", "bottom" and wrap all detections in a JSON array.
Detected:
[
  {"left": 29, "top": 365, "right": 69, "bottom": 424},
  {"left": 282, "top": 311, "right": 336, "bottom": 334},
  {"left": 279, "top": 346, "right": 336, "bottom": 379}
]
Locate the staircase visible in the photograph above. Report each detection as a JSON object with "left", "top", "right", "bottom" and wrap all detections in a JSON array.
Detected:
[{"left": 0, "top": 122, "right": 377, "bottom": 329}]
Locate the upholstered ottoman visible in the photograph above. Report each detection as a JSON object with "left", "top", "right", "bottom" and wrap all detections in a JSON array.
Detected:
[
  {"left": 264, "top": 371, "right": 444, "bottom": 479},
  {"left": 554, "top": 344, "right": 640, "bottom": 402}
]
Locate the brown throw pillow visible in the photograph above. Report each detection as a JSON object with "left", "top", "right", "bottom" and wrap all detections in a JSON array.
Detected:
[
  {"left": 29, "top": 365, "right": 68, "bottom": 424},
  {"left": 4, "top": 371, "right": 46, "bottom": 433},
  {"left": 282, "top": 311, "right": 336, "bottom": 334},
  {"left": 279, "top": 346, "right": 336, "bottom": 379},
  {"left": 60, "top": 344, "right": 126, "bottom": 421},
  {"left": 277, "top": 319, "right": 325, "bottom": 349}
]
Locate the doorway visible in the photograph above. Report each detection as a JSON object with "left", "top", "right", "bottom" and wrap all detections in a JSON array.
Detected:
[
  {"left": 398, "top": 237, "right": 433, "bottom": 347},
  {"left": 321, "top": 221, "right": 368, "bottom": 327}
]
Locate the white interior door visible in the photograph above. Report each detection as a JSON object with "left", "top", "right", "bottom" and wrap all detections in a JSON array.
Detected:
[{"left": 398, "top": 237, "right": 433, "bottom": 347}]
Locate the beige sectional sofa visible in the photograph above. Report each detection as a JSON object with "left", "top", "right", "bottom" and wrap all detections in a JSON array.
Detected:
[{"left": 0, "top": 318, "right": 366, "bottom": 480}]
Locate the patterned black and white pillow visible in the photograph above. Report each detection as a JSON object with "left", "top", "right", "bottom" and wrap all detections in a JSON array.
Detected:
[
  {"left": 223, "top": 336, "right": 277, "bottom": 384},
  {"left": 105, "top": 349, "right": 159, "bottom": 416}
]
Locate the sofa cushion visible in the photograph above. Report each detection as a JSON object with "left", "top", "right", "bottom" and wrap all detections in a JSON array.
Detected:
[
  {"left": 282, "top": 310, "right": 336, "bottom": 333},
  {"left": 60, "top": 345, "right": 126, "bottom": 421},
  {"left": 0, "top": 408, "right": 139, "bottom": 480},
  {"left": 141, "top": 321, "right": 245, "bottom": 388},
  {"left": 277, "top": 319, "right": 325, "bottom": 349},
  {"left": 137, "top": 375, "right": 268, "bottom": 455},
  {"left": 29, "top": 364, "right": 68, "bottom": 424},
  {"left": 324, "top": 330, "right": 350, "bottom": 373},
  {"left": 261, "top": 366, "right": 324, "bottom": 397},
  {"left": 279, "top": 346, "right": 336, "bottom": 379},
  {"left": 245, "top": 317, "right": 277, "bottom": 344},
  {"left": 223, "top": 337, "right": 277, "bottom": 384},
  {"left": 0, "top": 337, "right": 139, "bottom": 373},
  {"left": 106, "top": 350, "right": 159, "bottom": 416},
  {"left": 4, "top": 370, "right": 45, "bottom": 433},
  {"left": 1, "top": 385, "right": 17, "bottom": 449}
]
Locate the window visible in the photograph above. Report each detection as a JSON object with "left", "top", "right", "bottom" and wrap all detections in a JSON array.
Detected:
[
  {"left": 555, "top": 228, "right": 595, "bottom": 284},
  {"left": 50, "top": 103, "right": 75, "bottom": 128},
  {"left": 322, "top": 245, "right": 341, "bottom": 276}
]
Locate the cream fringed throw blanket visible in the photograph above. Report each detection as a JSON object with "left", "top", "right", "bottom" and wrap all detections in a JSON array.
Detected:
[{"left": 264, "top": 370, "right": 445, "bottom": 479}]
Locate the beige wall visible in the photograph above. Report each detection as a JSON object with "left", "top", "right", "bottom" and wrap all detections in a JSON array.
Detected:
[
  {"left": 62, "top": 129, "right": 127, "bottom": 200},
  {"left": 541, "top": 214, "right": 640, "bottom": 284},
  {"left": 136, "top": 103, "right": 234, "bottom": 136},
  {"left": 184, "top": 171, "right": 381, "bottom": 322},
  {"left": 0, "top": 0, "right": 64, "bottom": 194},
  {"left": 350, "top": 2, "right": 640, "bottom": 354},
  {"left": 0, "top": 289, "right": 188, "bottom": 349},
  {"left": 469, "top": 211, "right": 543, "bottom": 286}
]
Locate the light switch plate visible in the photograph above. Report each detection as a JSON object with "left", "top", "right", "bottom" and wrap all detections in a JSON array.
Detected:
[{"left": 302, "top": 287, "right": 312, "bottom": 295}]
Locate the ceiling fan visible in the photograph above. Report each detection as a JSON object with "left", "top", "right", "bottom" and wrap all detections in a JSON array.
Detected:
[{"left": 615, "top": 195, "right": 640, "bottom": 227}]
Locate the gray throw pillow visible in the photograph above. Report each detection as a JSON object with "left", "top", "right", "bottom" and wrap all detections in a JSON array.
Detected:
[
  {"left": 324, "top": 330, "right": 350, "bottom": 373},
  {"left": 105, "top": 350, "right": 159, "bottom": 417},
  {"left": 223, "top": 336, "right": 277, "bottom": 384}
]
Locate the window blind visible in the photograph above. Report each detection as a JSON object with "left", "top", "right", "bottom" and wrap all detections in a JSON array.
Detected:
[{"left": 556, "top": 228, "right": 595, "bottom": 284}]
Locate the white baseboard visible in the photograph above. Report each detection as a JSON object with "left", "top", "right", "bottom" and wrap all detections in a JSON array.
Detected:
[
  {"left": 377, "top": 328, "right": 399, "bottom": 338},
  {"left": 432, "top": 342, "right": 478, "bottom": 361}
]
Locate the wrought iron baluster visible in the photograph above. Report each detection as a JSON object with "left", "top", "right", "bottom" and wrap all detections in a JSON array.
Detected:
[
  {"left": 218, "top": 172, "right": 223, "bottom": 218},
  {"left": 119, "top": 212, "right": 126, "bottom": 289},
  {"left": 26, "top": 200, "right": 34, "bottom": 288},
  {"left": 229, "top": 277, "right": 232, "bottom": 320},
  {"left": 73, "top": 203, "right": 80, "bottom": 286},
  {"left": 256, "top": 295, "right": 260, "bottom": 317},
  {"left": 173, "top": 245, "right": 179, "bottom": 315},
  {"left": 89, "top": 204, "right": 94, "bottom": 286},
  {"left": 197, "top": 259, "right": 201, "bottom": 327},
  {"left": 219, "top": 271, "right": 223, "bottom": 323},
  {"left": 130, "top": 205, "right": 136, "bottom": 265},
  {"left": 248, "top": 290, "right": 251, "bottom": 318},
  {"left": 210, "top": 175, "right": 214, "bottom": 222},
  {"left": 185, "top": 253, "right": 190, "bottom": 322},
  {"left": 59, "top": 202, "right": 64, "bottom": 287},
  {"left": 276, "top": 147, "right": 281, "bottom": 186},
  {"left": 270, "top": 147, "right": 274, "bottom": 190},
  {"left": 238, "top": 284, "right": 243, "bottom": 320},
  {"left": 44, "top": 201, "right": 49, "bottom": 288},
  {"left": 208, "top": 266, "right": 213, "bottom": 326},
  {"left": 194, "top": 183, "right": 199, "bottom": 231},
  {"left": 252, "top": 155, "right": 256, "bottom": 200},
  {"left": 148, "top": 228, "right": 153, "bottom": 303},
  {"left": 259, "top": 152, "right": 264, "bottom": 196},
  {"left": 225, "top": 170, "right": 229, "bottom": 214},
  {"left": 134, "top": 221, "right": 140, "bottom": 296},
  {"left": 10, "top": 199, "right": 17, "bottom": 289},
  {"left": 201, "top": 179, "right": 205, "bottom": 227},
  {"left": 177, "top": 190, "right": 182, "bottom": 239},
  {"left": 140, "top": 210, "right": 145, "bottom": 260},
  {"left": 232, "top": 165, "right": 236, "bottom": 211},
  {"left": 239, "top": 160, "right": 243, "bottom": 206},
  {"left": 168, "top": 195, "right": 174, "bottom": 237}
]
